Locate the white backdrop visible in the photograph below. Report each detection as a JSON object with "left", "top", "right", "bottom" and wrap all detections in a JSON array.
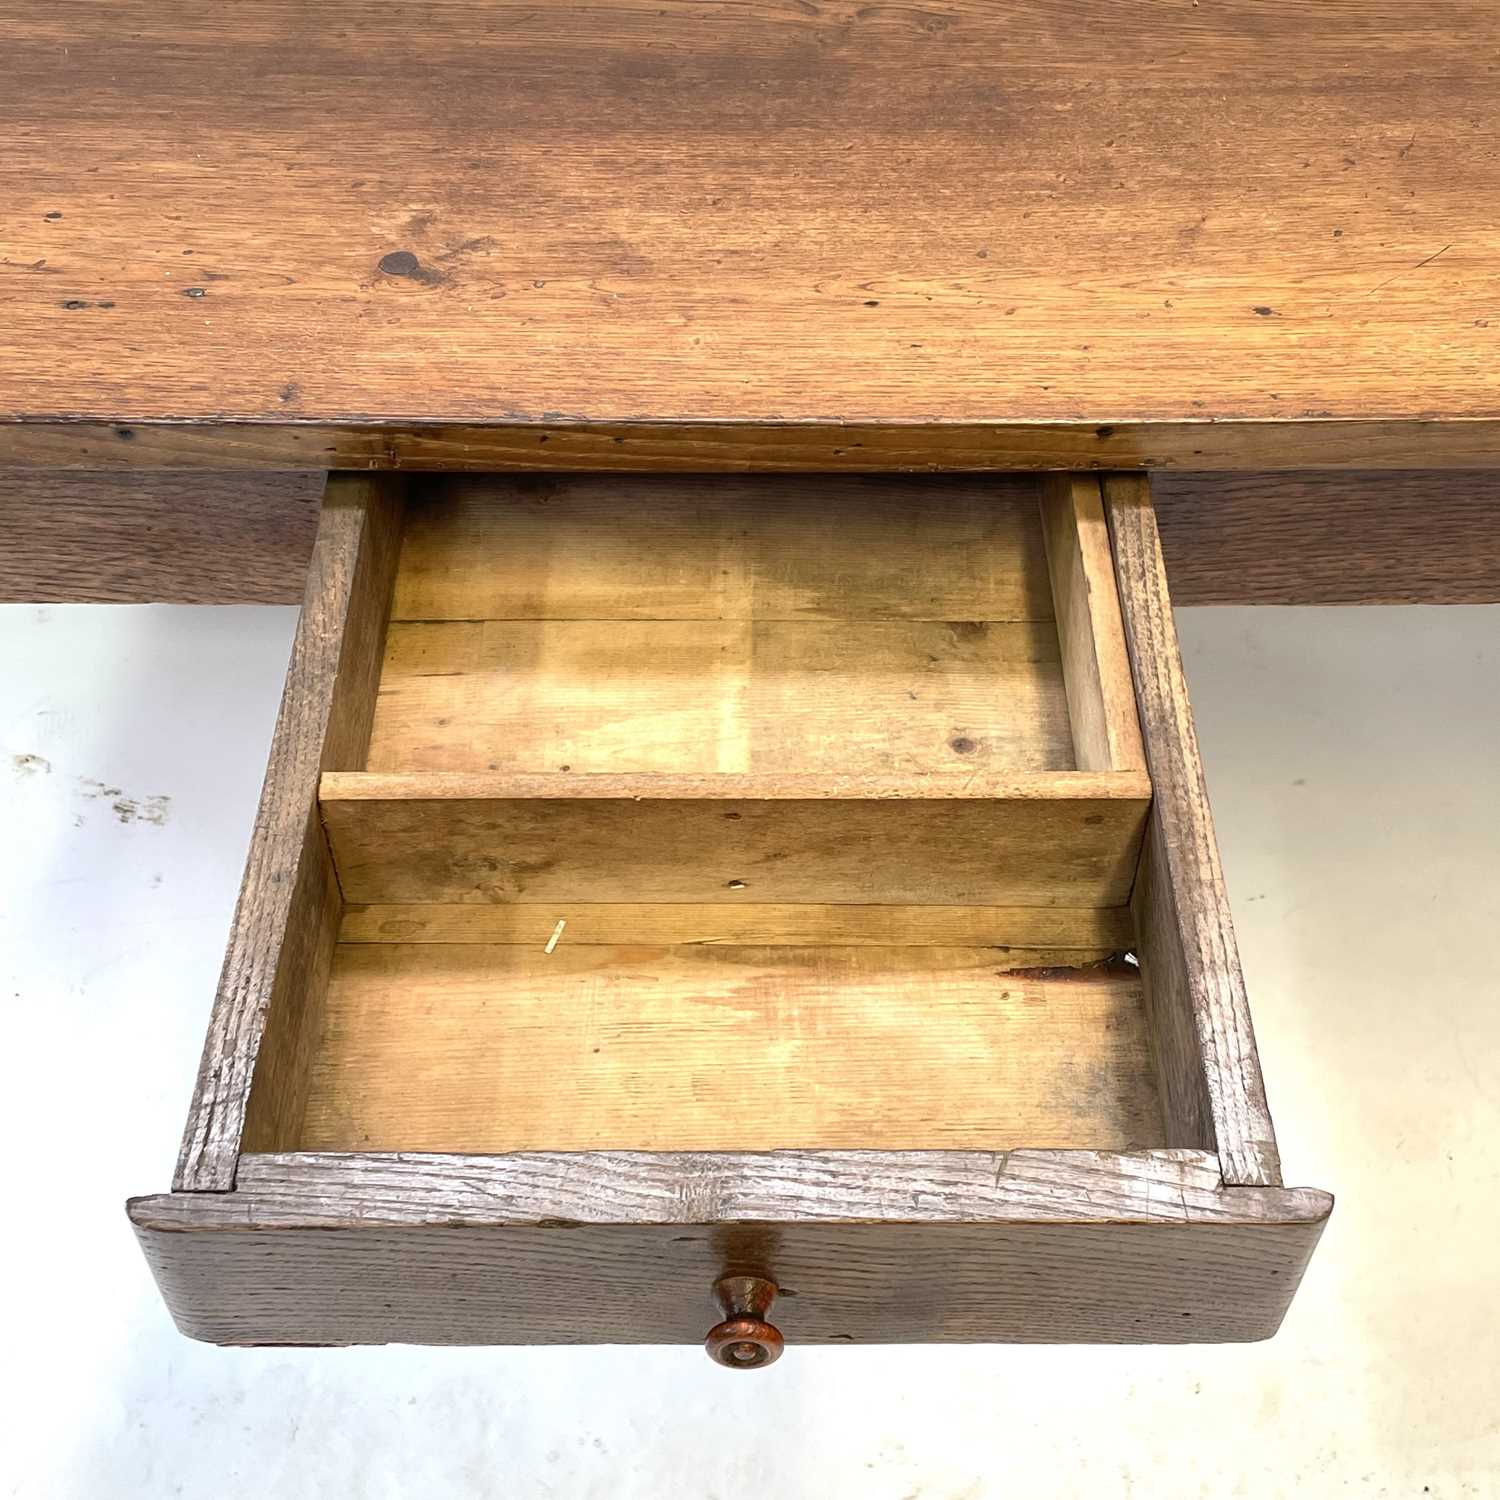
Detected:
[{"left": 3, "top": 602, "right": 1496, "bottom": 1498}]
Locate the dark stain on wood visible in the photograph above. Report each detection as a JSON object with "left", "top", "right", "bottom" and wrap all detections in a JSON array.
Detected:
[
  {"left": 1001, "top": 953, "right": 1136, "bottom": 983},
  {"left": 378, "top": 250, "right": 448, "bottom": 288}
]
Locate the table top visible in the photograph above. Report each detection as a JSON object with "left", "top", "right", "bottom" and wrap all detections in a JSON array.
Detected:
[{"left": 4, "top": 1, "right": 1499, "bottom": 467}]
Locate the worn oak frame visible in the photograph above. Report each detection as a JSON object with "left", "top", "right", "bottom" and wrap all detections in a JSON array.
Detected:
[
  {"left": 131, "top": 470, "right": 1330, "bottom": 1347},
  {"left": 8, "top": 420, "right": 1500, "bottom": 474},
  {"left": 6, "top": 468, "right": 1497, "bottom": 610}
]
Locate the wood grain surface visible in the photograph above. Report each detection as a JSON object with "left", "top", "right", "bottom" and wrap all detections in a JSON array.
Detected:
[
  {"left": 277, "top": 949, "right": 1164, "bottom": 1153},
  {"left": 0, "top": 470, "right": 322, "bottom": 603},
  {"left": 370, "top": 473, "right": 1074, "bottom": 774},
  {"left": 318, "top": 780, "right": 1149, "bottom": 908},
  {"left": 7, "top": 424, "right": 1500, "bottom": 472},
  {"left": 1041, "top": 475, "right": 1146, "bottom": 773},
  {"left": 337, "top": 901, "right": 1135, "bottom": 950},
  {"left": 7, "top": 470, "right": 1497, "bottom": 606},
  {"left": 1106, "top": 475, "right": 1280, "bottom": 1187},
  {"left": 1153, "top": 470, "right": 1500, "bottom": 605},
  {"left": 129, "top": 1149, "right": 1332, "bottom": 1346},
  {"left": 4, "top": 1, "right": 1500, "bottom": 463},
  {"left": 174, "top": 475, "right": 404, "bottom": 1190},
  {"left": 369, "top": 618, "right": 1075, "bottom": 774},
  {"left": 228, "top": 818, "right": 342, "bottom": 1165},
  {"left": 159, "top": 1148, "right": 1331, "bottom": 1227},
  {"left": 393, "top": 475, "right": 1056, "bottom": 622}
]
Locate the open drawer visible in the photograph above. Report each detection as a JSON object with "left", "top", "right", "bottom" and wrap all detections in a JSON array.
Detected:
[{"left": 128, "top": 471, "right": 1329, "bottom": 1358}]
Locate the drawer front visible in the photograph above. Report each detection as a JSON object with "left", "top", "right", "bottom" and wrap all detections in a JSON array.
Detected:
[
  {"left": 129, "top": 470, "right": 1330, "bottom": 1356},
  {"left": 133, "top": 1151, "right": 1327, "bottom": 1347}
]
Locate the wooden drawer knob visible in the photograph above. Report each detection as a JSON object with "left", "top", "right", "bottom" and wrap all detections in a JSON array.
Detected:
[{"left": 705, "top": 1275, "right": 784, "bottom": 1369}]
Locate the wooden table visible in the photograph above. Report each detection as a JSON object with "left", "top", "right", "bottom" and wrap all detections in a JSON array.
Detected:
[
  {"left": 10, "top": 2, "right": 1494, "bottom": 1356},
  {"left": 2, "top": 0, "right": 1498, "bottom": 601}
]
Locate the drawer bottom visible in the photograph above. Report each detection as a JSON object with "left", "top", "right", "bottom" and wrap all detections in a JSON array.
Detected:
[{"left": 253, "top": 939, "right": 1162, "bottom": 1155}]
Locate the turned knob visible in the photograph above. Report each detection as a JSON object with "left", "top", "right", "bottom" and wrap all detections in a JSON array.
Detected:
[{"left": 705, "top": 1274, "right": 784, "bottom": 1369}]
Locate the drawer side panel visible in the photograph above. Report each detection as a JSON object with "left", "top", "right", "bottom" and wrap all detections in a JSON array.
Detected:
[
  {"left": 1106, "top": 475, "right": 1281, "bottom": 1185},
  {"left": 173, "top": 474, "right": 405, "bottom": 1191}
]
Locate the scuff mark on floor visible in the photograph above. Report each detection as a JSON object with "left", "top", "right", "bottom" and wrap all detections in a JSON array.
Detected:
[
  {"left": 74, "top": 776, "right": 171, "bottom": 826},
  {"left": 111, "top": 794, "right": 170, "bottom": 826},
  {"left": 11, "top": 752, "right": 52, "bottom": 777},
  {"left": 76, "top": 776, "right": 123, "bottom": 799}
]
